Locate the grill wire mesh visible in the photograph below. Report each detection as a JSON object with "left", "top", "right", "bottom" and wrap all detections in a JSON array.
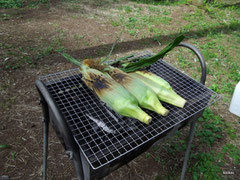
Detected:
[{"left": 39, "top": 55, "right": 220, "bottom": 170}]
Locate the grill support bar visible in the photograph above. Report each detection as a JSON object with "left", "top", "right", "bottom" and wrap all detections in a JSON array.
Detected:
[
  {"left": 181, "top": 119, "right": 197, "bottom": 180},
  {"left": 42, "top": 100, "right": 49, "bottom": 180},
  {"left": 176, "top": 42, "right": 206, "bottom": 180}
]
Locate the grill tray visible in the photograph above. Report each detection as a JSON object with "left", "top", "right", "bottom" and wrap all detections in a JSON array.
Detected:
[{"left": 39, "top": 59, "right": 219, "bottom": 170}]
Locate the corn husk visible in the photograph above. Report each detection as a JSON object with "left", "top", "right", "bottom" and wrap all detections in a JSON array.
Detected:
[
  {"left": 108, "top": 67, "right": 169, "bottom": 116},
  {"left": 135, "top": 70, "right": 172, "bottom": 90},
  {"left": 80, "top": 65, "right": 152, "bottom": 124},
  {"left": 129, "top": 72, "right": 186, "bottom": 108}
]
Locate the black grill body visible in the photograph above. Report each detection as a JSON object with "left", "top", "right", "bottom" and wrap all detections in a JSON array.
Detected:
[{"left": 36, "top": 43, "right": 219, "bottom": 180}]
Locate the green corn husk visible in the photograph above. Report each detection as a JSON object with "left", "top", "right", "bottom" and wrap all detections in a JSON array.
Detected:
[
  {"left": 135, "top": 70, "right": 172, "bottom": 90},
  {"left": 129, "top": 72, "right": 187, "bottom": 108},
  {"left": 80, "top": 64, "right": 152, "bottom": 125},
  {"left": 108, "top": 67, "right": 169, "bottom": 116},
  {"left": 62, "top": 53, "right": 152, "bottom": 124}
]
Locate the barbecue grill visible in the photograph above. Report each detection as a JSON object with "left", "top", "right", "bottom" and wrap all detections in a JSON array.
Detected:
[{"left": 36, "top": 43, "right": 220, "bottom": 180}]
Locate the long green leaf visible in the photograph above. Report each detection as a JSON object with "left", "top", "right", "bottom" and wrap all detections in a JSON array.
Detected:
[
  {"left": 121, "top": 35, "right": 185, "bottom": 72},
  {"left": 62, "top": 53, "right": 82, "bottom": 66},
  {"left": 106, "top": 54, "right": 134, "bottom": 65}
]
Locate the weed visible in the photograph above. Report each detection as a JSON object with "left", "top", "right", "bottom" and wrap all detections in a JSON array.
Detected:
[
  {"left": 0, "top": 0, "right": 49, "bottom": 8},
  {"left": 0, "top": 97, "right": 15, "bottom": 109},
  {"left": 124, "top": 6, "right": 132, "bottom": 13},
  {"left": 221, "top": 144, "right": 240, "bottom": 164},
  {"left": 0, "top": 13, "right": 11, "bottom": 20},
  {"left": 110, "top": 20, "right": 120, "bottom": 27},
  {"left": 154, "top": 175, "right": 162, "bottom": 180},
  {"left": 196, "top": 108, "right": 224, "bottom": 146},
  {"left": 34, "top": 46, "right": 54, "bottom": 61},
  {"left": 190, "top": 152, "right": 222, "bottom": 180},
  {"left": 11, "top": 151, "right": 16, "bottom": 160},
  {"left": 0, "top": 0, "right": 24, "bottom": 8},
  {"left": 178, "top": 54, "right": 192, "bottom": 68},
  {"left": 0, "top": 144, "right": 10, "bottom": 149},
  {"left": 145, "top": 152, "right": 151, "bottom": 158}
]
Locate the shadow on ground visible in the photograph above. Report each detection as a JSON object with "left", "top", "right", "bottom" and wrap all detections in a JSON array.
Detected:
[{"left": 69, "top": 22, "right": 240, "bottom": 60}]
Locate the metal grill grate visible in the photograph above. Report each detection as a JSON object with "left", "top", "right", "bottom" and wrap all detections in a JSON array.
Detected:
[{"left": 39, "top": 58, "right": 220, "bottom": 170}]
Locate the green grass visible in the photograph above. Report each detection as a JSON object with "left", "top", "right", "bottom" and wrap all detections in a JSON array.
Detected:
[
  {"left": 189, "top": 142, "right": 240, "bottom": 179},
  {"left": 190, "top": 151, "right": 223, "bottom": 180},
  {"left": 1, "top": 42, "right": 54, "bottom": 70},
  {"left": 196, "top": 109, "right": 224, "bottom": 146},
  {"left": 0, "top": 0, "right": 49, "bottom": 8},
  {"left": 0, "top": 0, "right": 24, "bottom": 8}
]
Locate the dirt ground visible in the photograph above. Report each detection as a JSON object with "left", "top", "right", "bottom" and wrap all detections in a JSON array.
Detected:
[{"left": 0, "top": 1, "right": 239, "bottom": 180}]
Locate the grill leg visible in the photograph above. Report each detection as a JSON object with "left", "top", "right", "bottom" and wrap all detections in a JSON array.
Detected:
[
  {"left": 180, "top": 120, "right": 196, "bottom": 180},
  {"left": 73, "top": 153, "right": 84, "bottom": 180},
  {"left": 43, "top": 118, "right": 49, "bottom": 180},
  {"left": 41, "top": 99, "right": 50, "bottom": 180}
]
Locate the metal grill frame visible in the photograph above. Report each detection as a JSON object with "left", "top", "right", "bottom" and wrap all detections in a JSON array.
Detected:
[
  {"left": 36, "top": 42, "right": 220, "bottom": 180},
  {"left": 39, "top": 60, "right": 218, "bottom": 169}
]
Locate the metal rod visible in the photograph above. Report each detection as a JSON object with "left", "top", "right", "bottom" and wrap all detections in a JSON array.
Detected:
[
  {"left": 73, "top": 153, "right": 84, "bottom": 180},
  {"left": 40, "top": 98, "right": 50, "bottom": 180},
  {"left": 180, "top": 120, "right": 196, "bottom": 180},
  {"left": 43, "top": 116, "right": 49, "bottom": 180}
]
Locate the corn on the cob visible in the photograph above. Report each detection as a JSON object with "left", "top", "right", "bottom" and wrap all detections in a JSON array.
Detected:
[
  {"left": 129, "top": 72, "right": 186, "bottom": 108},
  {"left": 135, "top": 70, "right": 171, "bottom": 90},
  {"left": 108, "top": 67, "right": 169, "bottom": 116},
  {"left": 80, "top": 64, "right": 152, "bottom": 124}
]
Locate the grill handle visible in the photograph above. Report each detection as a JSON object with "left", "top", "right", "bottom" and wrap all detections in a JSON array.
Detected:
[{"left": 177, "top": 42, "right": 206, "bottom": 85}]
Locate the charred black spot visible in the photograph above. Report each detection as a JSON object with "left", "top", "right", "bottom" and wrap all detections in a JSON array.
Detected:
[
  {"left": 112, "top": 73, "right": 128, "bottom": 83},
  {"left": 92, "top": 76, "right": 110, "bottom": 90}
]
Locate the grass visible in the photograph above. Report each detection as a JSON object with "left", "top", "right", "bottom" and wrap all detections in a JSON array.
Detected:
[
  {"left": 107, "top": 4, "right": 174, "bottom": 37},
  {"left": 0, "top": 0, "right": 24, "bottom": 8},
  {"left": 1, "top": 42, "right": 56, "bottom": 70},
  {"left": 196, "top": 109, "right": 224, "bottom": 146},
  {"left": 0, "top": 0, "right": 49, "bottom": 8}
]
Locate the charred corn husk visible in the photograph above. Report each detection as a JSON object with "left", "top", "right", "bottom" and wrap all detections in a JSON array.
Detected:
[
  {"left": 80, "top": 64, "right": 152, "bottom": 124},
  {"left": 108, "top": 67, "right": 169, "bottom": 116},
  {"left": 129, "top": 72, "right": 187, "bottom": 108},
  {"left": 82, "top": 59, "right": 107, "bottom": 72}
]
